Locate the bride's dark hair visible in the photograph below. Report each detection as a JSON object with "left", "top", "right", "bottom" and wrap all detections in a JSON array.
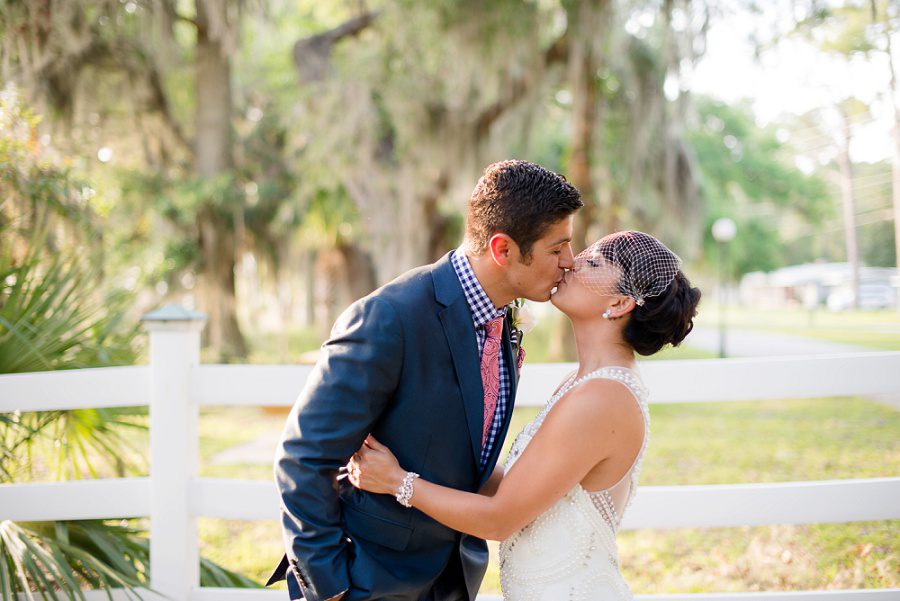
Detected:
[{"left": 623, "top": 271, "right": 701, "bottom": 356}]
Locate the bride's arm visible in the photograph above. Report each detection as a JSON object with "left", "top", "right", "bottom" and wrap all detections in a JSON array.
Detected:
[{"left": 351, "top": 379, "right": 636, "bottom": 541}]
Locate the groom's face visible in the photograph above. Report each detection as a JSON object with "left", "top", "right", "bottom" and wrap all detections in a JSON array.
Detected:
[{"left": 507, "top": 216, "right": 575, "bottom": 302}]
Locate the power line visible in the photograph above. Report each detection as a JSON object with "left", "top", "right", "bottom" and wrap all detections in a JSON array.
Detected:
[
  {"left": 785, "top": 117, "right": 880, "bottom": 146},
  {"left": 781, "top": 111, "right": 878, "bottom": 139},
  {"left": 776, "top": 210, "right": 894, "bottom": 240},
  {"left": 852, "top": 180, "right": 894, "bottom": 194},
  {"left": 854, "top": 207, "right": 895, "bottom": 220},
  {"left": 850, "top": 171, "right": 893, "bottom": 185},
  {"left": 857, "top": 202, "right": 896, "bottom": 214}
]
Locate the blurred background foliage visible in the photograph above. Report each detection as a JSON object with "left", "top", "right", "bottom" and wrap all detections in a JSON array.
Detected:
[{"left": 5, "top": 0, "right": 894, "bottom": 364}]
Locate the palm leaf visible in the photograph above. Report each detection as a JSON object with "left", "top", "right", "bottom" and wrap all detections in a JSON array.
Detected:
[
  {"left": 199, "top": 557, "right": 262, "bottom": 588},
  {"left": 2, "top": 519, "right": 263, "bottom": 599},
  {"left": 0, "top": 543, "right": 15, "bottom": 601},
  {"left": 45, "top": 543, "right": 85, "bottom": 601},
  {"left": 0, "top": 224, "right": 145, "bottom": 480},
  {"left": 2, "top": 521, "right": 146, "bottom": 600},
  {"left": 0, "top": 521, "right": 38, "bottom": 601},
  {"left": 0, "top": 221, "right": 141, "bottom": 375},
  {"left": 16, "top": 531, "right": 71, "bottom": 601},
  {"left": 0, "top": 219, "right": 258, "bottom": 595}
]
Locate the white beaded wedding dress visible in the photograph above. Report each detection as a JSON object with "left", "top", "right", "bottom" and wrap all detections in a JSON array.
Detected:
[{"left": 499, "top": 367, "right": 650, "bottom": 601}]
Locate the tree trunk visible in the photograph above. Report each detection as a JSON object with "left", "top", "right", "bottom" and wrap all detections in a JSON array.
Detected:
[
  {"left": 893, "top": 118, "right": 900, "bottom": 314},
  {"left": 838, "top": 112, "right": 860, "bottom": 309},
  {"left": 194, "top": 1, "right": 246, "bottom": 360},
  {"left": 569, "top": 48, "right": 598, "bottom": 254},
  {"left": 873, "top": 0, "right": 900, "bottom": 312},
  {"left": 548, "top": 0, "right": 611, "bottom": 361},
  {"left": 197, "top": 206, "right": 246, "bottom": 359},
  {"left": 556, "top": 18, "right": 599, "bottom": 361},
  {"left": 313, "top": 242, "right": 376, "bottom": 340}
]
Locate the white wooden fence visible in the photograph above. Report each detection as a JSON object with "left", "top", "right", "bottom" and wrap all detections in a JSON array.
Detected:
[{"left": 1, "top": 306, "right": 898, "bottom": 601}]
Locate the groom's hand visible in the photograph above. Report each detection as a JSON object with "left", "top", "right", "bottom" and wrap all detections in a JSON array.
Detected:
[{"left": 324, "top": 594, "right": 345, "bottom": 601}]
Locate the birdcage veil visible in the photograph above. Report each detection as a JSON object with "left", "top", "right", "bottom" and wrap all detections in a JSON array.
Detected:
[{"left": 573, "top": 231, "right": 681, "bottom": 306}]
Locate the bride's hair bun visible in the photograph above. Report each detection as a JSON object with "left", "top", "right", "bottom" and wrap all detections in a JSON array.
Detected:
[{"left": 623, "top": 271, "right": 701, "bottom": 356}]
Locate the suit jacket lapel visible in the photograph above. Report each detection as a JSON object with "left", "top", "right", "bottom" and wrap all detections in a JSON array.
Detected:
[
  {"left": 433, "top": 253, "right": 521, "bottom": 483},
  {"left": 505, "top": 311, "right": 522, "bottom": 388},
  {"left": 503, "top": 317, "right": 519, "bottom": 403},
  {"left": 433, "top": 254, "right": 484, "bottom": 469},
  {"left": 439, "top": 303, "right": 483, "bottom": 467}
]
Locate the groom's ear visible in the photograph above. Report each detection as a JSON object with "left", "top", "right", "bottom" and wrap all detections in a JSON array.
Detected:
[{"left": 488, "top": 233, "right": 514, "bottom": 266}]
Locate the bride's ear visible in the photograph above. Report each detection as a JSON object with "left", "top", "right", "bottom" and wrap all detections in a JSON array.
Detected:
[{"left": 607, "top": 296, "right": 636, "bottom": 319}]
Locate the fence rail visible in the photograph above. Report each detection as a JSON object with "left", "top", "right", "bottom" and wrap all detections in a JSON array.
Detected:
[
  {"left": 5, "top": 476, "right": 898, "bottom": 528},
  {"left": 1, "top": 310, "right": 899, "bottom": 601},
  {"left": 5, "top": 352, "right": 900, "bottom": 414}
]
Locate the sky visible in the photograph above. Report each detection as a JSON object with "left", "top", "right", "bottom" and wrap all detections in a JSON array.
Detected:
[{"left": 690, "top": 3, "right": 895, "bottom": 164}]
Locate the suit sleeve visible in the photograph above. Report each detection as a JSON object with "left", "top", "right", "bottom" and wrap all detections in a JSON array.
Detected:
[{"left": 274, "top": 295, "right": 404, "bottom": 601}]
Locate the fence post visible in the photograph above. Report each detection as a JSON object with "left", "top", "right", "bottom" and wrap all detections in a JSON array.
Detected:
[{"left": 142, "top": 304, "right": 208, "bottom": 601}]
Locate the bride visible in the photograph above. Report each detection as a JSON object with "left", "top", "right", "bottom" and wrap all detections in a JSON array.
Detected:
[{"left": 349, "top": 230, "right": 701, "bottom": 600}]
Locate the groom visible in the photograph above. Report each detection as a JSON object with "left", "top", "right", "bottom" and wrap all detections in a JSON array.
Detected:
[{"left": 269, "top": 160, "right": 582, "bottom": 601}]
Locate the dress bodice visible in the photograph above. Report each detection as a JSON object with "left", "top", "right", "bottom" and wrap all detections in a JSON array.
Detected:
[{"left": 499, "top": 367, "right": 650, "bottom": 601}]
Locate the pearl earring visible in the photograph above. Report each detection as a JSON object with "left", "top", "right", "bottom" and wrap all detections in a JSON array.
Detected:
[{"left": 602, "top": 309, "right": 612, "bottom": 319}]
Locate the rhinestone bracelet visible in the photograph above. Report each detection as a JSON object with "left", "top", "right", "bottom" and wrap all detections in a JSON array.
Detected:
[{"left": 395, "top": 471, "right": 420, "bottom": 508}]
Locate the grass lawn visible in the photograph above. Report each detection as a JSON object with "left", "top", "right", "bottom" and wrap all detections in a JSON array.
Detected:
[{"left": 199, "top": 394, "right": 899, "bottom": 592}]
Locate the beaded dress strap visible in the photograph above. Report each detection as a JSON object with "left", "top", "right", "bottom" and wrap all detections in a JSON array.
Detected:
[{"left": 549, "top": 366, "right": 647, "bottom": 407}]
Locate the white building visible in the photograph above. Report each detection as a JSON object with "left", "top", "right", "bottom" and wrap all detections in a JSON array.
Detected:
[{"left": 738, "top": 262, "right": 898, "bottom": 310}]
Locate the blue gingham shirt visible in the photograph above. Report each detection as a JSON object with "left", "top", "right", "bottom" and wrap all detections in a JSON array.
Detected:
[{"left": 451, "top": 248, "right": 513, "bottom": 470}]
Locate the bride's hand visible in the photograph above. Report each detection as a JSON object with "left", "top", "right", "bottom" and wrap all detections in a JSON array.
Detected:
[{"left": 348, "top": 435, "right": 406, "bottom": 496}]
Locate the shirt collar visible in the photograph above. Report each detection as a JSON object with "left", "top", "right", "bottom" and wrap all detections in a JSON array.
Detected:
[{"left": 451, "top": 247, "right": 507, "bottom": 329}]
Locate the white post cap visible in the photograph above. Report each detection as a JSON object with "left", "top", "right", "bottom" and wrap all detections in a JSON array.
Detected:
[{"left": 141, "top": 304, "right": 208, "bottom": 331}]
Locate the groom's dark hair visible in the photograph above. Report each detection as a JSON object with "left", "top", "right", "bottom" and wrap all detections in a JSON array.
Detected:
[{"left": 464, "top": 160, "right": 582, "bottom": 262}]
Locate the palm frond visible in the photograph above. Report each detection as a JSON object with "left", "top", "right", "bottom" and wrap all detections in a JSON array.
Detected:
[
  {"left": 0, "top": 226, "right": 137, "bottom": 375},
  {"left": 0, "top": 223, "right": 145, "bottom": 480},
  {"left": 1, "top": 521, "right": 146, "bottom": 601},
  {"left": 199, "top": 557, "right": 262, "bottom": 588},
  {"left": 1, "top": 520, "right": 262, "bottom": 599}
]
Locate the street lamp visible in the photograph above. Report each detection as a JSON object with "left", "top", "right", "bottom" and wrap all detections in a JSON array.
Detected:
[{"left": 712, "top": 217, "right": 737, "bottom": 358}]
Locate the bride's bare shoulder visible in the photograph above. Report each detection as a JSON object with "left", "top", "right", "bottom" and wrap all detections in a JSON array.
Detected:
[{"left": 560, "top": 377, "right": 643, "bottom": 423}]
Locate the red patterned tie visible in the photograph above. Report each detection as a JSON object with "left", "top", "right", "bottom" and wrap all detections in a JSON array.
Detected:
[{"left": 481, "top": 316, "right": 504, "bottom": 447}]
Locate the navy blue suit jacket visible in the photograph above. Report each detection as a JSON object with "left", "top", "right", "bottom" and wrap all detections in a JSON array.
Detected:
[{"left": 270, "top": 253, "right": 519, "bottom": 601}]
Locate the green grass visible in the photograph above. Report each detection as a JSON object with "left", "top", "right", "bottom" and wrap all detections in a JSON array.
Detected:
[
  {"left": 198, "top": 406, "right": 285, "bottom": 480},
  {"left": 199, "top": 518, "right": 287, "bottom": 589},
  {"left": 644, "top": 398, "right": 899, "bottom": 485},
  {"left": 200, "top": 395, "right": 899, "bottom": 593},
  {"left": 244, "top": 326, "right": 324, "bottom": 364},
  {"left": 618, "top": 521, "right": 899, "bottom": 593}
]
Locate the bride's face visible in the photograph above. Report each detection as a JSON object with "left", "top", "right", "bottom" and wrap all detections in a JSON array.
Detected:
[{"left": 550, "top": 247, "right": 623, "bottom": 317}]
